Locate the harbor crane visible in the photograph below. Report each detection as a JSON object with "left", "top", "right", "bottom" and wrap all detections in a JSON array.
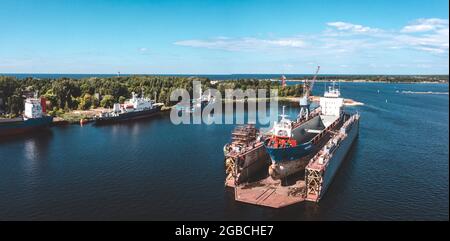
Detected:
[{"left": 298, "top": 66, "right": 320, "bottom": 120}]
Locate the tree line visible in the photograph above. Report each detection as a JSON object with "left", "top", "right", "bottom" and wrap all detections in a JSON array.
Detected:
[{"left": 0, "top": 76, "right": 304, "bottom": 117}]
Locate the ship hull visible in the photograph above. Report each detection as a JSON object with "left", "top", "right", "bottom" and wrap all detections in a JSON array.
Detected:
[
  {"left": 94, "top": 106, "right": 162, "bottom": 125},
  {"left": 266, "top": 114, "right": 345, "bottom": 179},
  {"left": 264, "top": 141, "right": 314, "bottom": 162},
  {"left": 264, "top": 115, "right": 325, "bottom": 163},
  {"left": 268, "top": 155, "right": 311, "bottom": 180},
  {"left": 0, "top": 116, "right": 53, "bottom": 137},
  {"left": 318, "top": 116, "right": 359, "bottom": 200}
]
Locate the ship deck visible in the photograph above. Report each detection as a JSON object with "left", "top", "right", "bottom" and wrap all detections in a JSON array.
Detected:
[
  {"left": 225, "top": 141, "right": 264, "bottom": 159},
  {"left": 225, "top": 176, "right": 306, "bottom": 208}
]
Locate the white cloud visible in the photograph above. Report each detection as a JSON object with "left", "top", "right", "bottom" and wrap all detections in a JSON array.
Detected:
[
  {"left": 174, "top": 18, "right": 449, "bottom": 57},
  {"left": 326, "top": 21, "right": 380, "bottom": 33},
  {"left": 139, "top": 47, "right": 148, "bottom": 52},
  {"left": 174, "top": 37, "right": 305, "bottom": 51},
  {"left": 283, "top": 63, "right": 294, "bottom": 68},
  {"left": 401, "top": 18, "right": 449, "bottom": 33},
  {"left": 395, "top": 27, "right": 449, "bottom": 54}
]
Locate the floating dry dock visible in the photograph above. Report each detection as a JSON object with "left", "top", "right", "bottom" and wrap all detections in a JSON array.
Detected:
[
  {"left": 225, "top": 113, "right": 360, "bottom": 208},
  {"left": 224, "top": 81, "right": 360, "bottom": 208}
]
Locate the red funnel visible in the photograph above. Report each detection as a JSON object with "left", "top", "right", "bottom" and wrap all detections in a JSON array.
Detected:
[{"left": 40, "top": 97, "right": 47, "bottom": 113}]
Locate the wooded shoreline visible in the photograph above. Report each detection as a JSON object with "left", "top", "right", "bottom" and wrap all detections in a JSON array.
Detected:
[{"left": 0, "top": 74, "right": 443, "bottom": 120}]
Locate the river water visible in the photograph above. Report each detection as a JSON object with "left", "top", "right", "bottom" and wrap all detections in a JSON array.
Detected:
[{"left": 0, "top": 82, "right": 448, "bottom": 220}]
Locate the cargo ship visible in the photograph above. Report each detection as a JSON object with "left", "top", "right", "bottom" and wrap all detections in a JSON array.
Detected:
[
  {"left": 265, "top": 82, "right": 358, "bottom": 179},
  {"left": 94, "top": 92, "right": 162, "bottom": 125},
  {"left": 223, "top": 124, "right": 270, "bottom": 185},
  {"left": 0, "top": 95, "right": 53, "bottom": 137}
]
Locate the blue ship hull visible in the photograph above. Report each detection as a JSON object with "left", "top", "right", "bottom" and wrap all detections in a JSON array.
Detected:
[
  {"left": 264, "top": 115, "right": 325, "bottom": 163},
  {"left": 0, "top": 116, "right": 53, "bottom": 137},
  {"left": 265, "top": 141, "right": 314, "bottom": 163}
]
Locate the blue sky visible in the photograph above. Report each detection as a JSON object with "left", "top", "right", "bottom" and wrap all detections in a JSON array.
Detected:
[{"left": 0, "top": 0, "right": 448, "bottom": 74}]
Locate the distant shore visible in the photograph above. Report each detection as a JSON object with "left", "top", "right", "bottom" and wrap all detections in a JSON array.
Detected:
[
  {"left": 223, "top": 96, "right": 364, "bottom": 106},
  {"left": 1, "top": 74, "right": 448, "bottom": 84},
  {"left": 280, "top": 80, "right": 448, "bottom": 84}
]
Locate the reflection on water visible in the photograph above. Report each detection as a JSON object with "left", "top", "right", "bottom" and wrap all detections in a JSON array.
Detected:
[{"left": 22, "top": 130, "right": 53, "bottom": 177}]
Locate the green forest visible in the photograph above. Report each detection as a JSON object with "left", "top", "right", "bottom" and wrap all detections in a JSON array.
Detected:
[{"left": 0, "top": 76, "right": 304, "bottom": 117}]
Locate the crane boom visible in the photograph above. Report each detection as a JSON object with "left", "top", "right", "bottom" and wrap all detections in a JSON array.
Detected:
[
  {"left": 306, "top": 66, "right": 320, "bottom": 97},
  {"left": 298, "top": 65, "right": 320, "bottom": 121}
]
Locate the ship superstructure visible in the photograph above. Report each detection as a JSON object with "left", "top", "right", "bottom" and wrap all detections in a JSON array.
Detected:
[{"left": 0, "top": 93, "right": 53, "bottom": 137}]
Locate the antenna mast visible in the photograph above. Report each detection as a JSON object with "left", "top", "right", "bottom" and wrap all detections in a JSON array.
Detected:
[{"left": 306, "top": 65, "right": 320, "bottom": 98}]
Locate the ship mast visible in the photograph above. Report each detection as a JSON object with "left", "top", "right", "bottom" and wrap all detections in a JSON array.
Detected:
[{"left": 280, "top": 105, "right": 288, "bottom": 121}]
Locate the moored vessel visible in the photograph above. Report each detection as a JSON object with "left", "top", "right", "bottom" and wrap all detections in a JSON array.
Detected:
[
  {"left": 94, "top": 92, "right": 162, "bottom": 125},
  {"left": 0, "top": 94, "right": 53, "bottom": 137},
  {"left": 175, "top": 92, "right": 215, "bottom": 113}
]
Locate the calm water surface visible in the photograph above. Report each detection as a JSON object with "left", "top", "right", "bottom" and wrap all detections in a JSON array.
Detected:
[{"left": 0, "top": 82, "right": 448, "bottom": 220}]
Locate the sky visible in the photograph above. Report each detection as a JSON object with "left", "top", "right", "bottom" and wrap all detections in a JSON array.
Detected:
[{"left": 0, "top": 0, "right": 448, "bottom": 74}]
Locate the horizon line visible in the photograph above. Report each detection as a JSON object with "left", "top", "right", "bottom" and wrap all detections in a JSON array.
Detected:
[{"left": 1, "top": 72, "right": 449, "bottom": 76}]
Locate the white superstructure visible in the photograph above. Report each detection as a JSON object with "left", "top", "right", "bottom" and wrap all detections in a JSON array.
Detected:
[
  {"left": 126, "top": 92, "right": 153, "bottom": 111},
  {"left": 319, "top": 82, "right": 344, "bottom": 117},
  {"left": 24, "top": 98, "right": 43, "bottom": 119},
  {"left": 270, "top": 106, "right": 293, "bottom": 138},
  {"left": 99, "top": 92, "right": 155, "bottom": 118}
]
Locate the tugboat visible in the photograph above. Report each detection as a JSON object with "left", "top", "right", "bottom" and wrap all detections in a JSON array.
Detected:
[
  {"left": 94, "top": 92, "right": 162, "bottom": 125},
  {"left": 223, "top": 124, "right": 270, "bottom": 185},
  {"left": 0, "top": 93, "right": 53, "bottom": 137}
]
